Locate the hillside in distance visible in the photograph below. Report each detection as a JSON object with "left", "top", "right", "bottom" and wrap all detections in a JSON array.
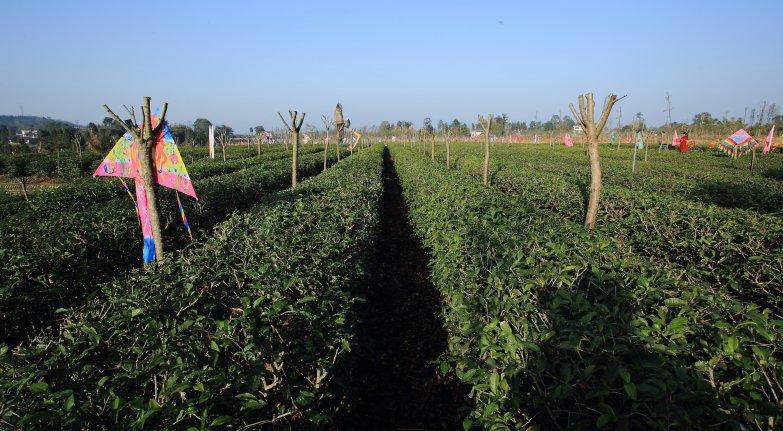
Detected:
[{"left": 0, "top": 115, "right": 78, "bottom": 129}]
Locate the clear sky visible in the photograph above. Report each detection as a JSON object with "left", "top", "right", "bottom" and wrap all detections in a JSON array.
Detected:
[{"left": 1, "top": 0, "right": 781, "bottom": 132}]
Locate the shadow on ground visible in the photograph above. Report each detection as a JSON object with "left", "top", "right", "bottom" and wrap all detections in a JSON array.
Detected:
[{"left": 335, "top": 148, "right": 468, "bottom": 431}]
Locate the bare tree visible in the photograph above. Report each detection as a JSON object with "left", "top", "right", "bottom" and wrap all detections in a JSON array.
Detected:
[
  {"left": 569, "top": 92, "right": 624, "bottom": 228},
  {"left": 478, "top": 114, "right": 494, "bottom": 185},
  {"left": 765, "top": 103, "right": 778, "bottom": 125},
  {"left": 430, "top": 133, "right": 435, "bottom": 161},
  {"left": 305, "top": 124, "right": 317, "bottom": 146},
  {"left": 321, "top": 115, "right": 332, "bottom": 172},
  {"left": 104, "top": 97, "right": 169, "bottom": 262},
  {"left": 747, "top": 102, "right": 769, "bottom": 172},
  {"left": 216, "top": 130, "right": 230, "bottom": 162},
  {"left": 71, "top": 133, "right": 83, "bottom": 158},
  {"left": 334, "top": 104, "right": 345, "bottom": 162},
  {"left": 253, "top": 130, "right": 263, "bottom": 156},
  {"left": 346, "top": 120, "right": 353, "bottom": 155},
  {"left": 445, "top": 129, "right": 452, "bottom": 169},
  {"left": 13, "top": 177, "right": 29, "bottom": 202},
  {"left": 278, "top": 110, "right": 305, "bottom": 188}
]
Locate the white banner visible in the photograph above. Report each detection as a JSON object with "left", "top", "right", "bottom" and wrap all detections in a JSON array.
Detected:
[{"left": 208, "top": 125, "right": 215, "bottom": 159}]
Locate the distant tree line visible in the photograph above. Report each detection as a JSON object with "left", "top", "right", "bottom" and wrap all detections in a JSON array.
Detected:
[
  {"left": 375, "top": 114, "right": 578, "bottom": 139},
  {"left": 0, "top": 115, "right": 255, "bottom": 155},
  {"left": 372, "top": 101, "right": 782, "bottom": 141}
]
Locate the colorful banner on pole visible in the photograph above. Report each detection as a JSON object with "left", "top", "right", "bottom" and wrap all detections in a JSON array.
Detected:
[
  {"left": 564, "top": 133, "right": 573, "bottom": 147},
  {"left": 719, "top": 129, "right": 758, "bottom": 158},
  {"left": 672, "top": 131, "right": 679, "bottom": 147},
  {"left": 636, "top": 131, "right": 644, "bottom": 149},
  {"left": 763, "top": 126, "right": 775, "bottom": 154},
  {"left": 208, "top": 124, "right": 215, "bottom": 159}
]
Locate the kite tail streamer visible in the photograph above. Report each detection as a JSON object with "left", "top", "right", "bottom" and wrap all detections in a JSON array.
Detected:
[
  {"left": 118, "top": 178, "right": 140, "bottom": 222},
  {"left": 135, "top": 179, "right": 156, "bottom": 263},
  {"left": 176, "top": 190, "right": 193, "bottom": 241}
]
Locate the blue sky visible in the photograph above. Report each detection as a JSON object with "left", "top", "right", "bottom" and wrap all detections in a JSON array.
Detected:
[{"left": 1, "top": 0, "right": 781, "bottom": 132}]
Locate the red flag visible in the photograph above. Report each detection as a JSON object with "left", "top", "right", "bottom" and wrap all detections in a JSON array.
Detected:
[
  {"left": 763, "top": 125, "right": 775, "bottom": 154},
  {"left": 564, "top": 133, "right": 573, "bottom": 147},
  {"left": 672, "top": 131, "right": 679, "bottom": 146}
]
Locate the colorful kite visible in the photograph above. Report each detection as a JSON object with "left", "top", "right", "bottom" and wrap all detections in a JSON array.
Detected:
[
  {"left": 349, "top": 130, "right": 362, "bottom": 150},
  {"left": 94, "top": 109, "right": 197, "bottom": 263},
  {"left": 720, "top": 129, "right": 758, "bottom": 158}
]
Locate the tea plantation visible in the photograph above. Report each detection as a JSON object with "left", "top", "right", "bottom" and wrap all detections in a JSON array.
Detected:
[{"left": 1, "top": 142, "right": 781, "bottom": 430}]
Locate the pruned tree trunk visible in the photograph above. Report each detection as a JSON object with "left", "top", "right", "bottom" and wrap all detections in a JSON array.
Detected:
[
  {"left": 217, "top": 131, "right": 229, "bottom": 162},
  {"left": 446, "top": 133, "right": 451, "bottom": 169},
  {"left": 14, "top": 177, "right": 29, "bottom": 202},
  {"left": 569, "top": 92, "right": 624, "bottom": 228},
  {"left": 750, "top": 147, "right": 757, "bottom": 171},
  {"left": 72, "top": 134, "right": 83, "bottom": 158},
  {"left": 323, "top": 136, "right": 329, "bottom": 171},
  {"left": 104, "top": 97, "right": 168, "bottom": 262},
  {"left": 321, "top": 115, "right": 332, "bottom": 172},
  {"left": 431, "top": 134, "right": 435, "bottom": 161},
  {"left": 278, "top": 110, "right": 305, "bottom": 188},
  {"left": 478, "top": 114, "right": 494, "bottom": 185},
  {"left": 334, "top": 103, "right": 345, "bottom": 162}
]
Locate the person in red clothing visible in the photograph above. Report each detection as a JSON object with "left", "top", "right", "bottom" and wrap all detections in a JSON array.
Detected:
[{"left": 678, "top": 131, "right": 689, "bottom": 152}]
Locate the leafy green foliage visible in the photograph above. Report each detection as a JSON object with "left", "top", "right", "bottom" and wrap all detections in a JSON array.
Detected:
[
  {"left": 448, "top": 145, "right": 783, "bottom": 316},
  {"left": 0, "top": 145, "right": 383, "bottom": 429},
  {"left": 0, "top": 146, "right": 348, "bottom": 346},
  {"left": 391, "top": 145, "right": 782, "bottom": 430}
]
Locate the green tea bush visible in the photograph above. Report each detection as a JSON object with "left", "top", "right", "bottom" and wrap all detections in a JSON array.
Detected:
[
  {"left": 0, "top": 150, "right": 344, "bottom": 346},
  {"left": 0, "top": 145, "right": 383, "bottom": 430},
  {"left": 392, "top": 146, "right": 782, "bottom": 430},
  {"left": 451, "top": 151, "right": 783, "bottom": 316}
]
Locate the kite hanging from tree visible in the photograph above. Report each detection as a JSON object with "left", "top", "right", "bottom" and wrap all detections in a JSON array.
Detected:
[{"left": 94, "top": 102, "right": 197, "bottom": 264}]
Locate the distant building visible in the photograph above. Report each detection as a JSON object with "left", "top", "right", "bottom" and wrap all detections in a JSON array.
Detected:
[
  {"left": 15, "top": 129, "right": 38, "bottom": 144},
  {"left": 16, "top": 129, "right": 38, "bottom": 139}
]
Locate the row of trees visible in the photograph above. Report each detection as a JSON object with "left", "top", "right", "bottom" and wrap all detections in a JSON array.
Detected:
[
  {"left": 374, "top": 100, "right": 782, "bottom": 141},
  {"left": 0, "top": 117, "right": 240, "bottom": 155},
  {"left": 377, "top": 115, "right": 580, "bottom": 139},
  {"left": 418, "top": 92, "right": 621, "bottom": 229}
]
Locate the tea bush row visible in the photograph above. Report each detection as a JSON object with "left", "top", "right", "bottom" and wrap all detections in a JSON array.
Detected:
[
  {"left": 0, "top": 145, "right": 383, "bottom": 430},
  {"left": 0, "top": 150, "right": 343, "bottom": 346},
  {"left": 391, "top": 146, "right": 782, "bottom": 430}
]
